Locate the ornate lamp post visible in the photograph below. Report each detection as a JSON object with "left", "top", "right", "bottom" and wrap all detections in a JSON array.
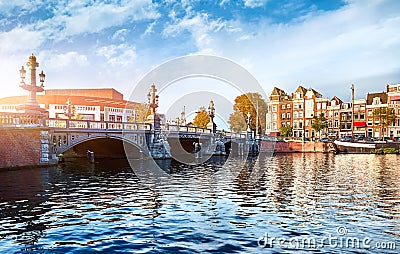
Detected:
[
  {"left": 63, "top": 98, "right": 76, "bottom": 120},
  {"left": 17, "top": 54, "right": 46, "bottom": 116},
  {"left": 207, "top": 100, "right": 216, "bottom": 133},
  {"left": 247, "top": 111, "right": 251, "bottom": 132},
  {"left": 351, "top": 84, "right": 355, "bottom": 139},
  {"left": 146, "top": 83, "right": 160, "bottom": 130}
]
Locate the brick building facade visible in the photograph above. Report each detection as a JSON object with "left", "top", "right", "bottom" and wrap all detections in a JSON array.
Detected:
[
  {"left": 0, "top": 88, "right": 140, "bottom": 123},
  {"left": 267, "top": 83, "right": 400, "bottom": 139}
]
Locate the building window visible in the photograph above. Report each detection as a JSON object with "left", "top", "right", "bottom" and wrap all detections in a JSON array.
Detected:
[
  {"left": 281, "top": 104, "right": 285, "bottom": 110},
  {"left": 298, "top": 103, "right": 303, "bottom": 109},
  {"left": 273, "top": 113, "right": 277, "bottom": 120},
  {"left": 294, "top": 104, "right": 298, "bottom": 109},
  {"left": 272, "top": 106, "right": 277, "bottom": 112},
  {"left": 360, "top": 113, "right": 365, "bottom": 120},
  {"left": 287, "top": 104, "right": 291, "bottom": 109},
  {"left": 373, "top": 97, "right": 381, "bottom": 105},
  {"left": 322, "top": 103, "right": 326, "bottom": 109},
  {"left": 294, "top": 112, "right": 298, "bottom": 118},
  {"left": 286, "top": 113, "right": 290, "bottom": 118},
  {"left": 334, "top": 120, "right": 338, "bottom": 128},
  {"left": 317, "top": 103, "right": 321, "bottom": 110},
  {"left": 282, "top": 113, "right": 285, "bottom": 119},
  {"left": 299, "top": 111, "right": 303, "bottom": 118},
  {"left": 334, "top": 112, "right": 338, "bottom": 117}
]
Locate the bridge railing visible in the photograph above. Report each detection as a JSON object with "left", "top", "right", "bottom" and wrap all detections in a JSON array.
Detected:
[
  {"left": 0, "top": 112, "right": 44, "bottom": 127},
  {"left": 218, "top": 131, "right": 247, "bottom": 139},
  {"left": 161, "top": 124, "right": 212, "bottom": 134},
  {"left": 45, "top": 119, "right": 151, "bottom": 131},
  {"left": 45, "top": 118, "right": 214, "bottom": 133}
]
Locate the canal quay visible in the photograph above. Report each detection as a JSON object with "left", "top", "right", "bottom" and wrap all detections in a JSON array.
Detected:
[{"left": 0, "top": 54, "right": 399, "bottom": 253}]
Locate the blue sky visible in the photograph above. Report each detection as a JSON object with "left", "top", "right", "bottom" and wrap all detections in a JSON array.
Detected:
[{"left": 1, "top": 0, "right": 399, "bottom": 116}]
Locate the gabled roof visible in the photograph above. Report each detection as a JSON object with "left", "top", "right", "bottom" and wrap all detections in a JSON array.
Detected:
[
  {"left": 294, "top": 85, "right": 307, "bottom": 94},
  {"left": 366, "top": 92, "right": 388, "bottom": 105},
  {"left": 331, "top": 96, "right": 343, "bottom": 104},
  {"left": 270, "top": 87, "right": 286, "bottom": 96},
  {"left": 308, "top": 88, "right": 322, "bottom": 98}
]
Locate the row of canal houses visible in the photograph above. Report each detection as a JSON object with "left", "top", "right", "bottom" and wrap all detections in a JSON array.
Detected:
[{"left": 266, "top": 84, "right": 400, "bottom": 139}]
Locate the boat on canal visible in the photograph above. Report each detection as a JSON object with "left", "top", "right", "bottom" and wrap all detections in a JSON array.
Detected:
[{"left": 333, "top": 140, "right": 400, "bottom": 154}]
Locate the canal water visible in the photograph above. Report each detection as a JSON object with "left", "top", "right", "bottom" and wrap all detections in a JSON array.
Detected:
[{"left": 0, "top": 154, "right": 399, "bottom": 253}]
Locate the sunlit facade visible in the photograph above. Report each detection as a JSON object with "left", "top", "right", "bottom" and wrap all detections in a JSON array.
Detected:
[{"left": 0, "top": 88, "right": 139, "bottom": 123}]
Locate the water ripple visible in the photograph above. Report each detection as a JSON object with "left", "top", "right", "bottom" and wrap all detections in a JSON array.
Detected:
[{"left": 0, "top": 155, "right": 399, "bottom": 253}]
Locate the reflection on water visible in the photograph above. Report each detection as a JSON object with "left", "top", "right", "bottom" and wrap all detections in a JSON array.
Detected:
[{"left": 0, "top": 154, "right": 399, "bottom": 253}]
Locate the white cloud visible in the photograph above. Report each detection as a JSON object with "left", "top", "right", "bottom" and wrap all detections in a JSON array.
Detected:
[
  {"left": 205, "top": 0, "right": 400, "bottom": 99},
  {"left": 112, "top": 29, "right": 128, "bottom": 42},
  {"left": 219, "top": 0, "right": 230, "bottom": 6},
  {"left": 0, "top": 26, "right": 45, "bottom": 54},
  {"left": 243, "top": 0, "right": 269, "bottom": 8},
  {"left": 163, "top": 12, "right": 226, "bottom": 53},
  {"left": 35, "top": 0, "right": 160, "bottom": 40},
  {"left": 39, "top": 51, "right": 89, "bottom": 71},
  {"left": 96, "top": 44, "right": 137, "bottom": 67},
  {"left": 0, "top": 0, "right": 42, "bottom": 15},
  {"left": 141, "top": 21, "right": 157, "bottom": 38}
]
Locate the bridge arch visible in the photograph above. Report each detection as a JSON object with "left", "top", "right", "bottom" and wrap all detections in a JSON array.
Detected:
[{"left": 53, "top": 134, "right": 149, "bottom": 159}]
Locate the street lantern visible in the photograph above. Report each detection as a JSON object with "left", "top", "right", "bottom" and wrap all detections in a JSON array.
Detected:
[
  {"left": 39, "top": 70, "right": 45, "bottom": 87},
  {"left": 147, "top": 92, "right": 151, "bottom": 103},
  {"left": 19, "top": 66, "right": 26, "bottom": 83},
  {"left": 207, "top": 100, "right": 217, "bottom": 133},
  {"left": 17, "top": 54, "right": 45, "bottom": 114},
  {"left": 208, "top": 100, "right": 215, "bottom": 118}
]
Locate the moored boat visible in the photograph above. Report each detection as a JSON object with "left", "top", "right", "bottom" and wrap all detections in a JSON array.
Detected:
[{"left": 333, "top": 140, "right": 400, "bottom": 154}]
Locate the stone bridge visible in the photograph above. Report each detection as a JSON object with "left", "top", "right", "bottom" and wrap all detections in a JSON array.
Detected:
[
  {"left": 44, "top": 119, "right": 249, "bottom": 161},
  {"left": 0, "top": 114, "right": 255, "bottom": 168}
]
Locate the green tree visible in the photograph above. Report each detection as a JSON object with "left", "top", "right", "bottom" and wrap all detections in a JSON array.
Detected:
[
  {"left": 193, "top": 107, "right": 210, "bottom": 128},
  {"left": 228, "top": 93, "right": 267, "bottom": 133},
  {"left": 311, "top": 113, "right": 328, "bottom": 139},
  {"left": 373, "top": 107, "right": 396, "bottom": 138},
  {"left": 280, "top": 125, "right": 292, "bottom": 137}
]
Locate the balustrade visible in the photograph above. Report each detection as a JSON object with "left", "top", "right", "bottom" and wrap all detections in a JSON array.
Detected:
[{"left": 0, "top": 113, "right": 42, "bottom": 126}]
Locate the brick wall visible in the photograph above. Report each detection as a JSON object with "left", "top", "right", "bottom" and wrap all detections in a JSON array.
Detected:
[
  {"left": 0, "top": 128, "right": 42, "bottom": 168},
  {"left": 261, "top": 140, "right": 333, "bottom": 153}
]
